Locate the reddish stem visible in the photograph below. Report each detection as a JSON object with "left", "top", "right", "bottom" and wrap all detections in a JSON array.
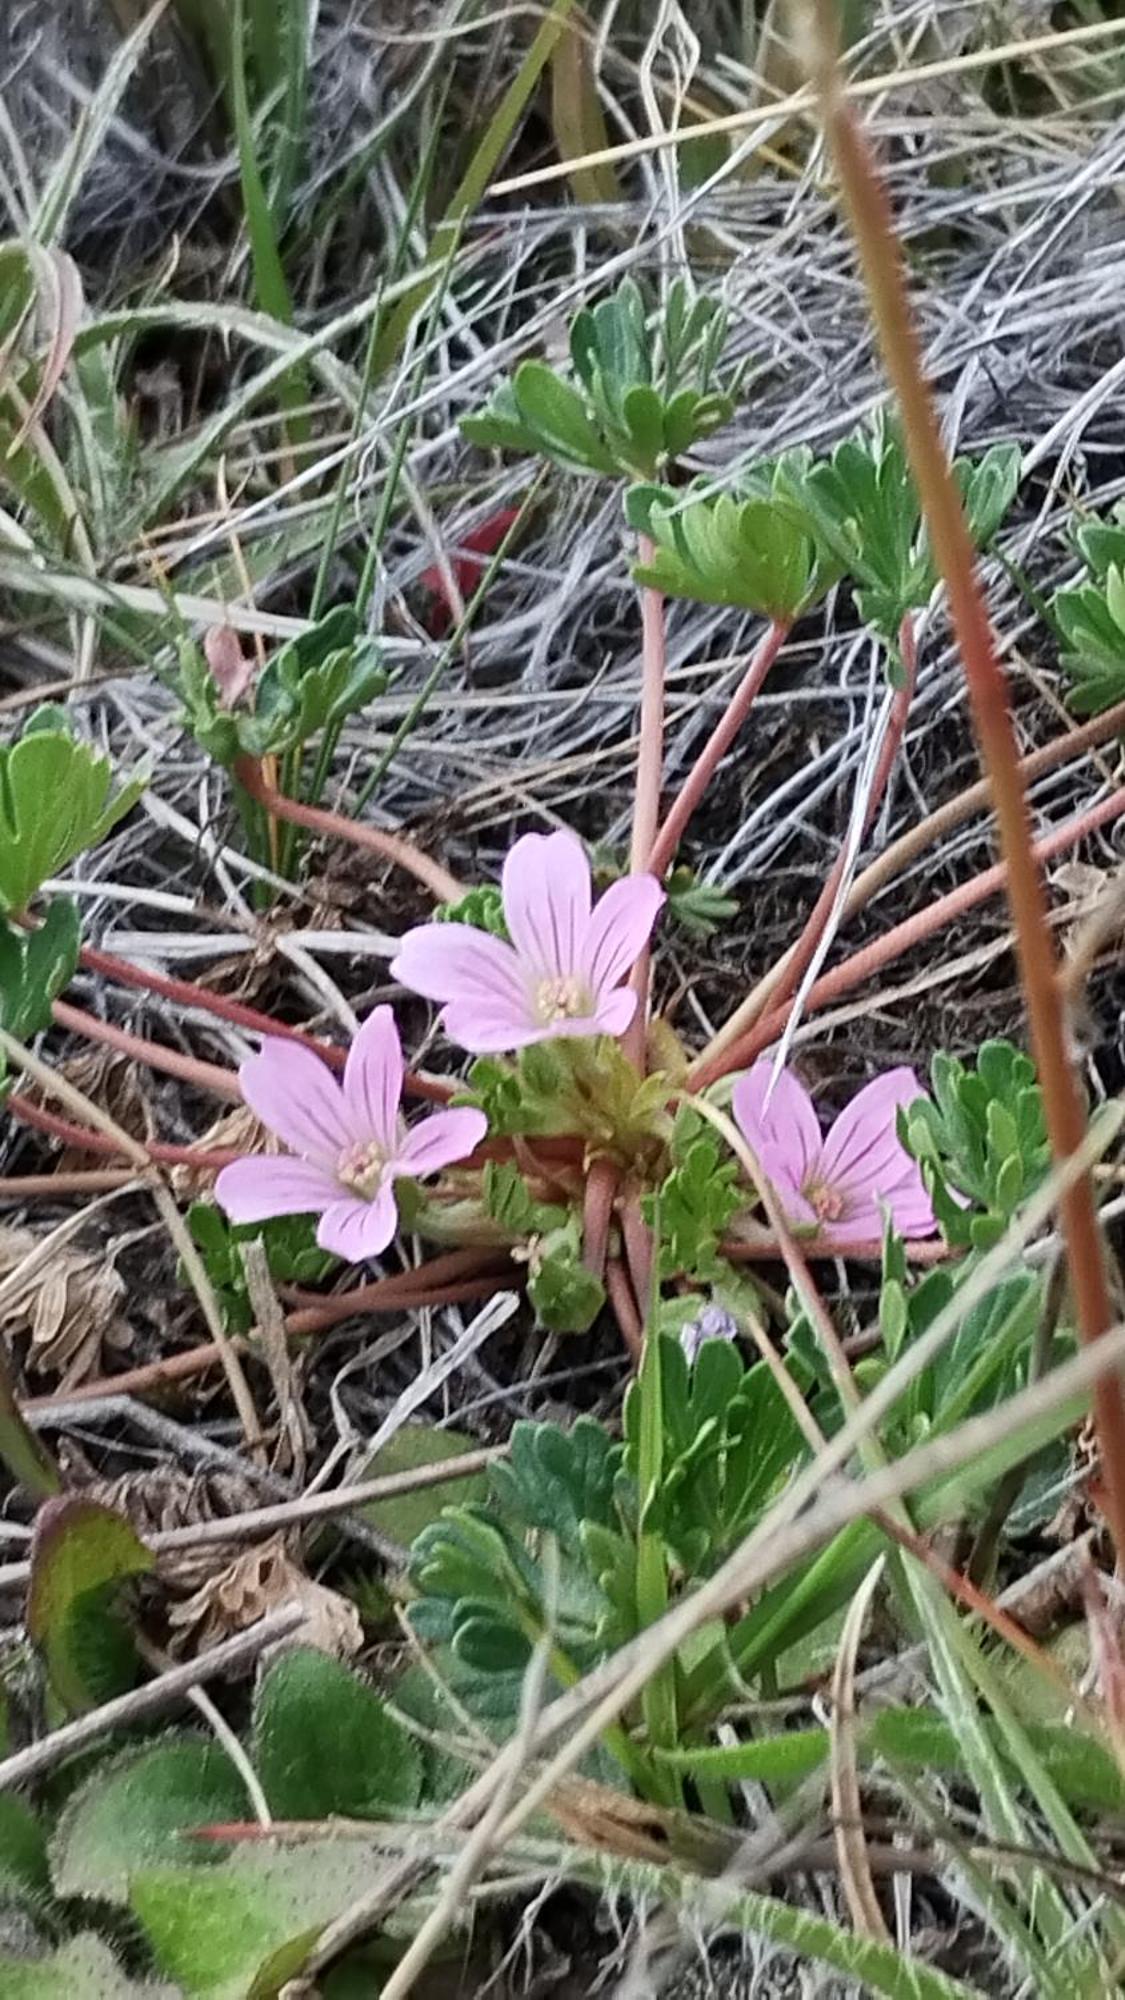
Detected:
[
  {"left": 77, "top": 943, "right": 453, "bottom": 1102},
  {"left": 649, "top": 618, "right": 790, "bottom": 878},
  {"left": 620, "top": 1193, "right": 654, "bottom": 1319},
  {"left": 582, "top": 1157, "right": 619, "bottom": 1281},
  {"left": 817, "top": 33, "right": 1125, "bottom": 1561},
  {"left": 605, "top": 1258, "right": 644, "bottom": 1362},
  {"left": 7, "top": 1094, "right": 243, "bottom": 1170},
  {"left": 234, "top": 756, "right": 464, "bottom": 905},
  {"left": 51, "top": 999, "right": 242, "bottom": 1101},
  {"left": 722, "top": 1233, "right": 952, "bottom": 1266},
  {"left": 283, "top": 1248, "right": 515, "bottom": 1334},
  {"left": 691, "top": 780, "right": 1125, "bottom": 1088},
  {"left": 697, "top": 610, "right": 917, "bottom": 1077}
]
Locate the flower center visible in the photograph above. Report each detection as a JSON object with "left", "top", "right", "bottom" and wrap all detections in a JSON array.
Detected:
[
  {"left": 534, "top": 973, "right": 589, "bottom": 1025},
  {"left": 337, "top": 1140, "right": 388, "bottom": 1200},
  {"left": 805, "top": 1179, "right": 846, "bottom": 1224}
]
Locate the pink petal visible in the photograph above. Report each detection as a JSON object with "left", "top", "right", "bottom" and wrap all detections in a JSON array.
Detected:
[
  {"left": 579, "top": 875, "right": 665, "bottom": 998},
  {"left": 343, "top": 1006, "right": 403, "bottom": 1151},
  {"left": 501, "top": 830, "right": 591, "bottom": 977},
  {"left": 316, "top": 1185, "right": 398, "bottom": 1262},
  {"left": 393, "top": 923, "right": 531, "bottom": 1012},
  {"left": 393, "top": 1107, "right": 487, "bottom": 1177},
  {"left": 214, "top": 1155, "right": 339, "bottom": 1225},
  {"left": 239, "top": 1040, "right": 357, "bottom": 1169},
  {"left": 818, "top": 1069, "right": 927, "bottom": 1200},
  {"left": 732, "top": 1062, "right": 824, "bottom": 1197},
  {"left": 439, "top": 999, "right": 547, "bottom": 1054},
  {"left": 591, "top": 988, "right": 637, "bottom": 1038}
]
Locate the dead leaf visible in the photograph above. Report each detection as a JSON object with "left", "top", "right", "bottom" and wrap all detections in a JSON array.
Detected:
[
  {"left": 89, "top": 1463, "right": 261, "bottom": 1594},
  {"left": 0, "top": 1223, "right": 132, "bottom": 1388},
  {"left": 165, "top": 1534, "right": 362, "bottom": 1662},
  {"left": 37, "top": 1049, "right": 150, "bottom": 1168}
]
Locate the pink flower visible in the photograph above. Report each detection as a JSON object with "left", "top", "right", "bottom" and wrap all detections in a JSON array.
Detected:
[
  {"left": 391, "top": 830, "right": 665, "bottom": 1055},
  {"left": 214, "top": 1007, "right": 486, "bottom": 1262},
  {"left": 732, "top": 1062, "right": 935, "bottom": 1244}
]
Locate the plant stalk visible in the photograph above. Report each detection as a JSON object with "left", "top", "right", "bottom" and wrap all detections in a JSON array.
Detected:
[
  {"left": 234, "top": 756, "right": 463, "bottom": 904},
  {"left": 649, "top": 617, "right": 790, "bottom": 878},
  {"left": 696, "top": 610, "right": 915, "bottom": 1078},
  {"left": 810, "top": 6, "right": 1125, "bottom": 1561}
]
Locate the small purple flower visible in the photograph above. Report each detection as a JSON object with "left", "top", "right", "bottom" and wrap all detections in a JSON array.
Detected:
[
  {"left": 732, "top": 1061, "right": 935, "bottom": 1245},
  {"left": 391, "top": 830, "right": 665, "bottom": 1055},
  {"left": 680, "top": 1303, "right": 740, "bottom": 1366},
  {"left": 214, "top": 1007, "right": 486, "bottom": 1262}
]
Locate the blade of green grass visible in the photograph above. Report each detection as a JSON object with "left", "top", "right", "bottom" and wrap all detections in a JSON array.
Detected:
[{"left": 372, "top": 0, "right": 578, "bottom": 375}]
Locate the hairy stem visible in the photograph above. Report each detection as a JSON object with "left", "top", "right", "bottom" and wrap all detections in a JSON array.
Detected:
[
  {"left": 649, "top": 617, "right": 790, "bottom": 878},
  {"left": 811, "top": 10, "right": 1125, "bottom": 1560},
  {"left": 234, "top": 755, "right": 464, "bottom": 904}
]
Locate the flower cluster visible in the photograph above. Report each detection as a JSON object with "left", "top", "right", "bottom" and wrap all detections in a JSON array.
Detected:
[{"left": 215, "top": 829, "right": 934, "bottom": 1267}]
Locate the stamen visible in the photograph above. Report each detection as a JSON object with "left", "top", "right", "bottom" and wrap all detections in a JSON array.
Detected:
[
  {"left": 535, "top": 974, "right": 589, "bottom": 1024},
  {"left": 805, "top": 1180, "right": 846, "bottom": 1224},
  {"left": 337, "top": 1140, "right": 387, "bottom": 1200}
]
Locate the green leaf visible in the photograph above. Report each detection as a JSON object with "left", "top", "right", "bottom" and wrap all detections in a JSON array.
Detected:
[
  {"left": 352, "top": 1423, "right": 489, "bottom": 1547},
  {"left": 0, "top": 1344, "right": 61, "bottom": 1501},
  {"left": 463, "top": 278, "right": 738, "bottom": 481},
  {"left": 0, "top": 1934, "right": 174, "bottom": 1999},
  {"left": 1054, "top": 512, "right": 1125, "bottom": 713},
  {"left": 0, "top": 899, "right": 80, "bottom": 1041},
  {"left": 253, "top": 1647, "right": 423, "bottom": 1818},
  {"left": 435, "top": 883, "right": 508, "bottom": 937},
  {"left": 957, "top": 442, "right": 1021, "bottom": 547},
  {"left": 527, "top": 1216, "right": 606, "bottom": 1333},
  {"left": 131, "top": 1844, "right": 387, "bottom": 1999},
  {"left": 631, "top": 482, "right": 816, "bottom": 620},
  {"left": 900, "top": 1039, "right": 1048, "bottom": 1248},
  {"left": 481, "top": 1160, "right": 567, "bottom": 1240},
  {"left": 871, "top": 1706, "right": 1125, "bottom": 1815},
  {"left": 512, "top": 361, "right": 618, "bottom": 474},
  {"left": 185, "top": 1205, "right": 337, "bottom": 1334},
  {"left": 664, "top": 867, "right": 739, "bottom": 939},
  {"left": 653, "top": 1726, "right": 829, "bottom": 1784},
  {"left": 0, "top": 722, "right": 145, "bottom": 913},
  {"left": 645, "top": 1125, "right": 741, "bottom": 1282},
  {"left": 50, "top": 1737, "right": 248, "bottom": 1904},
  {"left": 0, "top": 1795, "right": 49, "bottom": 1902},
  {"left": 27, "top": 1497, "right": 153, "bottom": 1712},
  {"left": 241, "top": 616, "right": 385, "bottom": 759}
]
